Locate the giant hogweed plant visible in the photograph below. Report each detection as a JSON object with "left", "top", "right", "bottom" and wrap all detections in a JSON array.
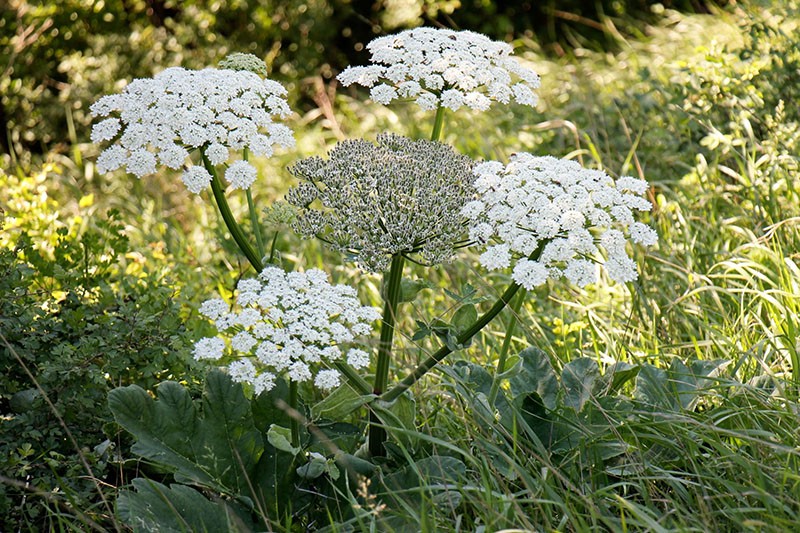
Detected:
[{"left": 93, "top": 32, "right": 657, "bottom": 528}]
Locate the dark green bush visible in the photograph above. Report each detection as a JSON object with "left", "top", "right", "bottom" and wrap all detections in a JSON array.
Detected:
[{"left": 0, "top": 209, "right": 201, "bottom": 531}]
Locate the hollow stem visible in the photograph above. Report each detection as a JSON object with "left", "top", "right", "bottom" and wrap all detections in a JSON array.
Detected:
[
  {"left": 368, "top": 253, "right": 406, "bottom": 456},
  {"left": 202, "top": 151, "right": 263, "bottom": 272},
  {"left": 488, "top": 286, "right": 527, "bottom": 403},
  {"left": 242, "top": 148, "right": 266, "bottom": 261}
]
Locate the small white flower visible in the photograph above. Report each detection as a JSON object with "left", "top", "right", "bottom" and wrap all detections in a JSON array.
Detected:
[
  {"left": 440, "top": 89, "right": 464, "bottom": 111},
  {"left": 91, "top": 118, "right": 121, "bottom": 143},
  {"left": 252, "top": 372, "right": 276, "bottom": 394},
  {"left": 126, "top": 149, "right": 157, "bottom": 178},
  {"left": 158, "top": 144, "right": 189, "bottom": 170},
  {"left": 181, "top": 166, "right": 212, "bottom": 194},
  {"left": 630, "top": 222, "right": 659, "bottom": 246},
  {"left": 199, "top": 298, "right": 229, "bottom": 320},
  {"left": 479, "top": 244, "right": 511, "bottom": 270},
  {"left": 512, "top": 259, "right": 549, "bottom": 289},
  {"left": 229, "top": 359, "right": 257, "bottom": 383},
  {"left": 225, "top": 160, "right": 258, "bottom": 190},
  {"left": 461, "top": 200, "right": 485, "bottom": 220},
  {"left": 96, "top": 145, "right": 127, "bottom": 173},
  {"left": 370, "top": 84, "right": 398, "bottom": 105},
  {"left": 206, "top": 143, "right": 229, "bottom": 165},
  {"left": 347, "top": 348, "right": 371, "bottom": 369},
  {"left": 288, "top": 361, "right": 312, "bottom": 382},
  {"left": 314, "top": 369, "right": 341, "bottom": 391},
  {"left": 231, "top": 331, "right": 257, "bottom": 353},
  {"left": 194, "top": 337, "right": 225, "bottom": 360},
  {"left": 564, "top": 259, "right": 596, "bottom": 287}
]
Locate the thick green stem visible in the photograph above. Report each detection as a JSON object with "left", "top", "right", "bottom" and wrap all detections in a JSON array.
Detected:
[
  {"left": 488, "top": 287, "right": 527, "bottom": 403},
  {"left": 334, "top": 360, "right": 372, "bottom": 396},
  {"left": 368, "top": 253, "right": 406, "bottom": 456},
  {"left": 431, "top": 106, "right": 445, "bottom": 142},
  {"left": 289, "top": 381, "right": 300, "bottom": 447},
  {"left": 382, "top": 281, "right": 522, "bottom": 403},
  {"left": 202, "top": 151, "right": 263, "bottom": 273}
]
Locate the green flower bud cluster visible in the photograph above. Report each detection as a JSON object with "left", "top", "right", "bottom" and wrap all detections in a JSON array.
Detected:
[{"left": 286, "top": 133, "right": 474, "bottom": 272}]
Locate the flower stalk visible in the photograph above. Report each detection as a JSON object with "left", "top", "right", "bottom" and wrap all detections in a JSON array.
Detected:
[
  {"left": 368, "top": 252, "right": 406, "bottom": 456},
  {"left": 381, "top": 280, "right": 522, "bottom": 403},
  {"left": 242, "top": 148, "right": 267, "bottom": 261},
  {"left": 202, "top": 151, "right": 264, "bottom": 273},
  {"left": 431, "top": 106, "right": 445, "bottom": 142},
  {"left": 289, "top": 381, "right": 300, "bottom": 446},
  {"left": 382, "top": 245, "right": 544, "bottom": 404}
]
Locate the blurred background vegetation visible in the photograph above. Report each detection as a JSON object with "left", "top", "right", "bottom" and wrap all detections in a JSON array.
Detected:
[
  {"left": 1, "top": 0, "right": 729, "bottom": 161},
  {"left": 4, "top": 0, "right": 800, "bottom": 531}
]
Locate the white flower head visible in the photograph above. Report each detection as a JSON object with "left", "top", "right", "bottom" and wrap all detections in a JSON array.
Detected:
[
  {"left": 467, "top": 153, "right": 657, "bottom": 288},
  {"left": 193, "top": 267, "right": 379, "bottom": 393},
  {"left": 338, "top": 28, "right": 540, "bottom": 112},
  {"left": 225, "top": 160, "right": 258, "bottom": 190},
  {"left": 91, "top": 66, "right": 295, "bottom": 193}
]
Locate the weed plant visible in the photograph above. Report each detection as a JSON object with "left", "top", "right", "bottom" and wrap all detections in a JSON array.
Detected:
[{"left": 2, "top": 3, "right": 800, "bottom": 532}]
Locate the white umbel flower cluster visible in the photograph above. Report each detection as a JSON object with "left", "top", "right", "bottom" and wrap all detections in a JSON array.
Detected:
[
  {"left": 194, "top": 267, "right": 380, "bottom": 394},
  {"left": 338, "top": 27, "right": 540, "bottom": 112},
  {"left": 91, "top": 65, "right": 294, "bottom": 193},
  {"left": 463, "top": 154, "right": 657, "bottom": 289}
]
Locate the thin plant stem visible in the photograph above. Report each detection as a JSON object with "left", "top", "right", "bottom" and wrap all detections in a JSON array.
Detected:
[
  {"left": 246, "top": 189, "right": 266, "bottom": 261},
  {"left": 267, "top": 231, "right": 279, "bottom": 265},
  {"left": 201, "top": 151, "right": 263, "bottom": 272},
  {"left": 368, "top": 253, "right": 406, "bottom": 456},
  {"left": 242, "top": 147, "right": 266, "bottom": 261},
  {"left": 431, "top": 106, "right": 445, "bottom": 142},
  {"left": 289, "top": 380, "right": 300, "bottom": 447},
  {"left": 382, "top": 281, "right": 522, "bottom": 403},
  {"left": 382, "top": 243, "right": 544, "bottom": 403},
  {"left": 488, "top": 286, "right": 527, "bottom": 403}
]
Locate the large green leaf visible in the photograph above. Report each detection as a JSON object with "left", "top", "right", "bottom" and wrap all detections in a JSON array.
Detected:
[
  {"left": 671, "top": 358, "right": 729, "bottom": 410},
  {"left": 633, "top": 364, "right": 676, "bottom": 409},
  {"left": 310, "top": 384, "right": 374, "bottom": 421},
  {"left": 561, "top": 358, "right": 601, "bottom": 412},
  {"left": 598, "top": 362, "right": 640, "bottom": 395},
  {"left": 108, "top": 380, "right": 218, "bottom": 490},
  {"left": 634, "top": 359, "right": 729, "bottom": 411},
  {"left": 199, "top": 371, "right": 265, "bottom": 491},
  {"left": 108, "top": 370, "right": 265, "bottom": 495},
  {"left": 117, "top": 478, "right": 254, "bottom": 533},
  {"left": 508, "top": 347, "right": 559, "bottom": 410}
]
